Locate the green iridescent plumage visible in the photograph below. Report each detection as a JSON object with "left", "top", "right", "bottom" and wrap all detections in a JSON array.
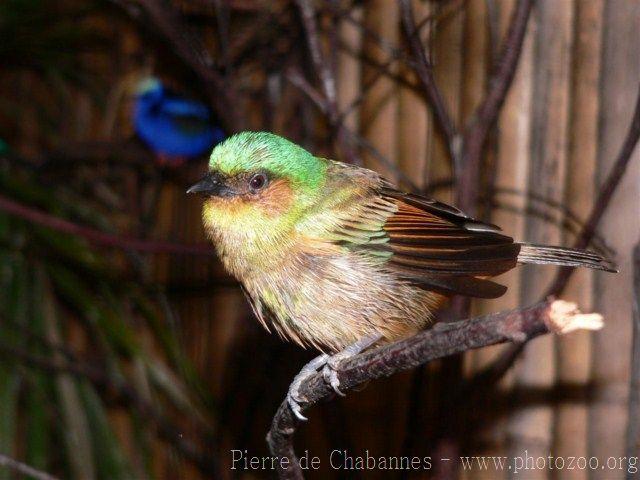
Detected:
[{"left": 209, "top": 132, "right": 327, "bottom": 192}]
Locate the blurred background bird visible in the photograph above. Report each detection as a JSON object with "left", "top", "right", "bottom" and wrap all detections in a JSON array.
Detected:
[{"left": 133, "top": 76, "right": 225, "bottom": 167}]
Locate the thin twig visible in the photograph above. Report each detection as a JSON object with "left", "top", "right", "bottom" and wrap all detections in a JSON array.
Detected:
[
  {"left": 295, "top": 0, "right": 337, "bottom": 113},
  {"left": 329, "top": 3, "right": 413, "bottom": 67},
  {"left": 285, "top": 68, "right": 328, "bottom": 114},
  {"left": 400, "top": 0, "right": 458, "bottom": 165},
  {"left": 337, "top": 39, "right": 423, "bottom": 94},
  {"left": 294, "top": 0, "right": 359, "bottom": 164},
  {"left": 0, "top": 454, "right": 60, "bottom": 480},
  {"left": 267, "top": 299, "right": 603, "bottom": 479},
  {"left": 284, "top": 67, "right": 420, "bottom": 191},
  {"left": 546, "top": 79, "right": 640, "bottom": 296},
  {"left": 457, "top": 0, "right": 534, "bottom": 212},
  {"left": 0, "top": 194, "right": 215, "bottom": 256}
]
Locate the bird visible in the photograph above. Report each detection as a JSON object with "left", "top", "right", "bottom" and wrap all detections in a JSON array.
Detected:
[
  {"left": 133, "top": 77, "right": 225, "bottom": 166},
  {"left": 187, "top": 131, "right": 616, "bottom": 420}
]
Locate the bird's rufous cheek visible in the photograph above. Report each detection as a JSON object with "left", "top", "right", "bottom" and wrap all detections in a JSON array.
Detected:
[{"left": 255, "top": 179, "right": 294, "bottom": 215}]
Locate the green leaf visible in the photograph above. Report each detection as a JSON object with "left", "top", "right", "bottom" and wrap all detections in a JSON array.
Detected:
[
  {"left": 79, "top": 383, "right": 135, "bottom": 480},
  {"left": 24, "top": 268, "right": 53, "bottom": 471},
  {"left": 25, "top": 374, "right": 52, "bottom": 472},
  {"left": 0, "top": 372, "right": 20, "bottom": 480},
  {"left": 42, "top": 277, "right": 96, "bottom": 480}
]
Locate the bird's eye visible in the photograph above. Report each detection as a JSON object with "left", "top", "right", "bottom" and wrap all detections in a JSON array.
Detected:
[{"left": 249, "top": 173, "right": 268, "bottom": 192}]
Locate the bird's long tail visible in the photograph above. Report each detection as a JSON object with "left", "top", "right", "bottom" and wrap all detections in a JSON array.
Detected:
[{"left": 517, "top": 244, "right": 617, "bottom": 272}]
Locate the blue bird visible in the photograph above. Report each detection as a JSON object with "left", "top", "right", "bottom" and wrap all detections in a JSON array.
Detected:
[{"left": 133, "top": 77, "right": 225, "bottom": 166}]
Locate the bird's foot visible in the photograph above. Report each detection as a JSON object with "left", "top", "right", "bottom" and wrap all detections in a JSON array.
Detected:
[
  {"left": 321, "top": 333, "right": 384, "bottom": 397},
  {"left": 287, "top": 334, "right": 383, "bottom": 421},
  {"left": 287, "top": 353, "right": 329, "bottom": 421}
]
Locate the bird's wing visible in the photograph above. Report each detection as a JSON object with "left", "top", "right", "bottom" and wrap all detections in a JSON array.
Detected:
[
  {"left": 158, "top": 97, "right": 215, "bottom": 137},
  {"left": 160, "top": 97, "right": 210, "bottom": 118},
  {"left": 321, "top": 178, "right": 520, "bottom": 299}
]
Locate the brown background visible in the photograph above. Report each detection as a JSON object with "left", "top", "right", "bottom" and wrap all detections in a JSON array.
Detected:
[{"left": 1, "top": 1, "right": 639, "bottom": 479}]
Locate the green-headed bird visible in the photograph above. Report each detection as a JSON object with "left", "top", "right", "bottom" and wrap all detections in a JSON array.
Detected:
[{"left": 188, "top": 131, "right": 616, "bottom": 420}]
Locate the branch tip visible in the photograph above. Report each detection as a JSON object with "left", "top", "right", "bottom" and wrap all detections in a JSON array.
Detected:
[{"left": 546, "top": 300, "right": 604, "bottom": 335}]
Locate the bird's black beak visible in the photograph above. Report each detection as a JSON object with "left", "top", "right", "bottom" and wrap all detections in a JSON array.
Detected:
[{"left": 187, "top": 173, "right": 233, "bottom": 197}]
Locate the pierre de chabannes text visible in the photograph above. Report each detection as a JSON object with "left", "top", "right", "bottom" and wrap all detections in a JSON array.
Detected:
[{"left": 230, "top": 449, "right": 639, "bottom": 474}]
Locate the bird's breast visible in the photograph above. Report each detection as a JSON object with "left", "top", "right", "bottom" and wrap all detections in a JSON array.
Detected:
[{"left": 241, "top": 247, "right": 441, "bottom": 351}]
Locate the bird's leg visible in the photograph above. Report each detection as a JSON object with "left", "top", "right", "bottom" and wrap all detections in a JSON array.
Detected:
[
  {"left": 287, "top": 353, "right": 329, "bottom": 421},
  {"left": 287, "top": 334, "right": 383, "bottom": 421},
  {"left": 322, "top": 333, "right": 384, "bottom": 397}
]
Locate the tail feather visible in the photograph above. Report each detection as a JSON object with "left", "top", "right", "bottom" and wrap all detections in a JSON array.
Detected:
[{"left": 517, "top": 243, "right": 617, "bottom": 273}]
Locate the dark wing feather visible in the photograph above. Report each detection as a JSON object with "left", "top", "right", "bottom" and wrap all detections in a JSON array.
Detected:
[{"left": 333, "top": 186, "right": 521, "bottom": 299}]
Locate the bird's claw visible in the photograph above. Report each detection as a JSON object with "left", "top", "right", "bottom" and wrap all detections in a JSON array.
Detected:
[
  {"left": 286, "top": 353, "right": 329, "bottom": 422},
  {"left": 287, "top": 388, "right": 308, "bottom": 421},
  {"left": 286, "top": 336, "right": 382, "bottom": 420},
  {"left": 322, "top": 359, "right": 346, "bottom": 396}
]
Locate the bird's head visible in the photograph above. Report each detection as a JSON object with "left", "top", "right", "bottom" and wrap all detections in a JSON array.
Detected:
[
  {"left": 133, "top": 76, "right": 163, "bottom": 99},
  {"left": 188, "top": 132, "right": 327, "bottom": 249}
]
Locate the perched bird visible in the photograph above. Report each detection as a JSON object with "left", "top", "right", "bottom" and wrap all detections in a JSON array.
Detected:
[
  {"left": 188, "top": 131, "right": 616, "bottom": 420},
  {"left": 133, "top": 77, "right": 225, "bottom": 166}
]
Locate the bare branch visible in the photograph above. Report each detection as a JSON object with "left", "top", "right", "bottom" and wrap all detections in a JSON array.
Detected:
[
  {"left": 290, "top": 1, "right": 421, "bottom": 184},
  {"left": 546, "top": 79, "right": 640, "bottom": 296},
  {"left": 267, "top": 299, "right": 603, "bottom": 479},
  {"left": 400, "top": 0, "right": 458, "bottom": 164},
  {"left": 329, "top": 4, "right": 412, "bottom": 66},
  {"left": 293, "top": 0, "right": 361, "bottom": 165},
  {"left": 337, "top": 39, "right": 423, "bottom": 94},
  {"left": 0, "top": 454, "right": 60, "bottom": 480},
  {"left": 295, "top": 0, "right": 338, "bottom": 118},
  {"left": 469, "top": 0, "right": 534, "bottom": 133},
  {"left": 285, "top": 68, "right": 328, "bottom": 114},
  {"left": 457, "top": 0, "right": 534, "bottom": 211},
  {"left": 0, "top": 194, "right": 215, "bottom": 256}
]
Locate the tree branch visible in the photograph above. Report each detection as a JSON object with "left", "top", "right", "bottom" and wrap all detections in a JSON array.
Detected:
[
  {"left": 0, "top": 194, "right": 215, "bottom": 256},
  {"left": 293, "top": 0, "right": 360, "bottom": 165},
  {"left": 295, "top": 0, "right": 337, "bottom": 114},
  {"left": 0, "top": 454, "right": 60, "bottom": 480},
  {"left": 400, "top": 0, "right": 459, "bottom": 166},
  {"left": 266, "top": 298, "right": 603, "bottom": 479},
  {"left": 285, "top": 67, "right": 420, "bottom": 192},
  {"left": 457, "top": 0, "right": 534, "bottom": 212},
  {"left": 545, "top": 79, "right": 640, "bottom": 296},
  {"left": 285, "top": 67, "right": 328, "bottom": 115}
]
